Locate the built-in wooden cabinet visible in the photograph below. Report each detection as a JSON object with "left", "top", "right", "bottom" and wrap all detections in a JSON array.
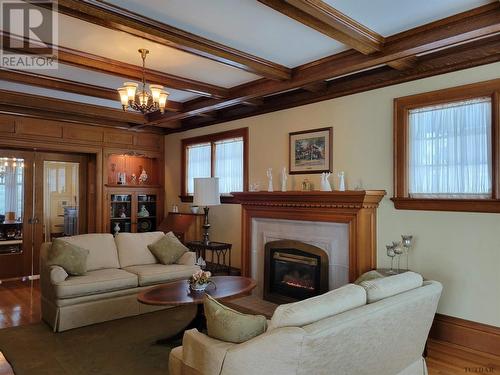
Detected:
[{"left": 104, "top": 150, "right": 164, "bottom": 235}]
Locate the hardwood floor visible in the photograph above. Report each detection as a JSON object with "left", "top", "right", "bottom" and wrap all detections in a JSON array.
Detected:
[
  {"left": 0, "top": 280, "right": 497, "bottom": 375},
  {"left": 0, "top": 279, "right": 41, "bottom": 329}
]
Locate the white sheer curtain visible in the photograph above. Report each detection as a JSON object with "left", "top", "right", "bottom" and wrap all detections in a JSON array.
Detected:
[
  {"left": 409, "top": 97, "right": 492, "bottom": 198},
  {"left": 215, "top": 137, "right": 244, "bottom": 194},
  {"left": 186, "top": 143, "right": 211, "bottom": 194},
  {"left": 0, "top": 161, "right": 23, "bottom": 218}
]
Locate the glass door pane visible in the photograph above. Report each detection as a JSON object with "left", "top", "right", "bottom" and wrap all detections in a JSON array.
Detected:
[
  {"left": 137, "top": 194, "right": 156, "bottom": 233},
  {"left": 43, "top": 161, "right": 80, "bottom": 242},
  {"left": 110, "top": 194, "right": 132, "bottom": 234},
  {"left": 0, "top": 157, "right": 24, "bottom": 253}
]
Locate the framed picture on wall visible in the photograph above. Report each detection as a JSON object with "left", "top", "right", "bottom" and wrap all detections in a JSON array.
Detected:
[{"left": 289, "top": 127, "right": 332, "bottom": 174}]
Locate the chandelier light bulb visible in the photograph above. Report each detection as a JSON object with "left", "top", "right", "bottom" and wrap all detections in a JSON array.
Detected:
[
  {"left": 117, "top": 87, "right": 129, "bottom": 108},
  {"left": 149, "top": 84, "right": 163, "bottom": 104},
  {"left": 159, "top": 91, "right": 169, "bottom": 113},
  {"left": 124, "top": 82, "right": 138, "bottom": 101}
]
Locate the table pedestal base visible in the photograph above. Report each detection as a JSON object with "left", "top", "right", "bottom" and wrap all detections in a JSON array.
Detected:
[{"left": 155, "top": 303, "right": 205, "bottom": 345}]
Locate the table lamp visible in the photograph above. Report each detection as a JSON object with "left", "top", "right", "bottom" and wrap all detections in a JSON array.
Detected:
[{"left": 194, "top": 177, "right": 221, "bottom": 245}]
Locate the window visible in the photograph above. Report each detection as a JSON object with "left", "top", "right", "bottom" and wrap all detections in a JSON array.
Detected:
[
  {"left": 0, "top": 158, "right": 24, "bottom": 219},
  {"left": 181, "top": 128, "right": 248, "bottom": 201},
  {"left": 393, "top": 79, "right": 500, "bottom": 213}
]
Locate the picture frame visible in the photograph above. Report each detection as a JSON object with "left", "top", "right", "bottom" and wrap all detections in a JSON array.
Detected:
[{"left": 289, "top": 127, "right": 332, "bottom": 175}]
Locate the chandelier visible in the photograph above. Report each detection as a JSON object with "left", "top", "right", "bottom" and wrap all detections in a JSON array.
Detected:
[{"left": 117, "top": 49, "right": 169, "bottom": 114}]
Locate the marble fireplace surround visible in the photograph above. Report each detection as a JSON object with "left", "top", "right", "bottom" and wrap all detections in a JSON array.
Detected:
[{"left": 232, "top": 191, "right": 386, "bottom": 296}]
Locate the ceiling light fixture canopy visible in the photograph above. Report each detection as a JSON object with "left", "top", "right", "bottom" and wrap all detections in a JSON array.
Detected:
[{"left": 117, "top": 49, "right": 169, "bottom": 114}]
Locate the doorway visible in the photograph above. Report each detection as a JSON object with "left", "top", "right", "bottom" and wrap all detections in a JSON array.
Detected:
[{"left": 0, "top": 150, "right": 88, "bottom": 280}]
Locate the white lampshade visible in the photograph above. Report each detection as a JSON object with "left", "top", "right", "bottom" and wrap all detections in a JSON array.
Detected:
[{"left": 194, "top": 177, "right": 220, "bottom": 207}]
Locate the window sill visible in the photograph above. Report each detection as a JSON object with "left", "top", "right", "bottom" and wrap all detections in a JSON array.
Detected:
[
  {"left": 179, "top": 195, "right": 239, "bottom": 204},
  {"left": 391, "top": 197, "right": 500, "bottom": 213}
]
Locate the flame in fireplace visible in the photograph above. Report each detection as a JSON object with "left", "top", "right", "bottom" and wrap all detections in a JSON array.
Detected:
[{"left": 281, "top": 279, "right": 315, "bottom": 290}]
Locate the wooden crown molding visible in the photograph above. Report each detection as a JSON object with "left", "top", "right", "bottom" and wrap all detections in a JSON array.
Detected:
[
  {"left": 1, "top": 31, "right": 227, "bottom": 99},
  {"left": 258, "top": 0, "right": 384, "bottom": 54},
  {"left": 150, "top": 3, "right": 500, "bottom": 127},
  {"left": 0, "top": 69, "right": 184, "bottom": 113},
  {"left": 176, "top": 33, "right": 500, "bottom": 132},
  {"left": 54, "top": 0, "right": 291, "bottom": 81}
]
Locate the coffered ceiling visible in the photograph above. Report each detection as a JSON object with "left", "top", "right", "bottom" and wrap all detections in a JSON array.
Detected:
[{"left": 0, "top": 0, "right": 498, "bottom": 133}]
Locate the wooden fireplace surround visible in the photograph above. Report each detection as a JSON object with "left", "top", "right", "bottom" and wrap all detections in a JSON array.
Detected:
[{"left": 232, "top": 190, "right": 386, "bottom": 282}]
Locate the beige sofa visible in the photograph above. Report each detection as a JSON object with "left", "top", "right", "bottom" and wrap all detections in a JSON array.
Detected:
[
  {"left": 169, "top": 272, "right": 442, "bottom": 375},
  {"left": 40, "top": 232, "right": 200, "bottom": 332}
]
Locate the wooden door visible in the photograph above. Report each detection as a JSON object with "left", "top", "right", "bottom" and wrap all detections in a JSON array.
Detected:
[
  {"left": 0, "top": 150, "right": 34, "bottom": 280},
  {"left": 33, "top": 152, "right": 88, "bottom": 275}
]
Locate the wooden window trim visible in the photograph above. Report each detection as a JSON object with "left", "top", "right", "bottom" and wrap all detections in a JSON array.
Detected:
[
  {"left": 180, "top": 127, "right": 248, "bottom": 204},
  {"left": 392, "top": 78, "right": 500, "bottom": 213}
]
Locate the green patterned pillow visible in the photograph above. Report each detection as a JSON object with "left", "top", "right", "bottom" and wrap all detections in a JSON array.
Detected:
[
  {"left": 147, "top": 231, "right": 188, "bottom": 264},
  {"left": 204, "top": 294, "right": 267, "bottom": 343},
  {"left": 47, "top": 238, "right": 89, "bottom": 276}
]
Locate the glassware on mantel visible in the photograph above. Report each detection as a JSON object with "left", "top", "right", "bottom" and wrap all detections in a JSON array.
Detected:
[
  {"left": 393, "top": 241, "right": 404, "bottom": 273},
  {"left": 401, "top": 235, "right": 413, "bottom": 271},
  {"left": 386, "top": 244, "right": 397, "bottom": 274}
]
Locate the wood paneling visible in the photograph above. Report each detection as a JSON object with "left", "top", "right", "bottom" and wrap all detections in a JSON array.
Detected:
[
  {"left": 16, "top": 118, "right": 63, "bottom": 138},
  {"left": 63, "top": 124, "right": 104, "bottom": 143},
  {"left": 430, "top": 314, "right": 500, "bottom": 357},
  {"left": 392, "top": 78, "right": 500, "bottom": 212},
  {"left": 258, "top": 0, "right": 384, "bottom": 54},
  {"left": 135, "top": 133, "right": 162, "bottom": 149},
  {"left": 232, "top": 191, "right": 386, "bottom": 280},
  {"left": 0, "top": 118, "right": 15, "bottom": 133},
  {"left": 103, "top": 131, "right": 134, "bottom": 146},
  {"left": 54, "top": 0, "right": 291, "bottom": 81}
]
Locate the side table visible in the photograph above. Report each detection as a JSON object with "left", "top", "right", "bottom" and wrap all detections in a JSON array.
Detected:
[{"left": 186, "top": 241, "right": 232, "bottom": 275}]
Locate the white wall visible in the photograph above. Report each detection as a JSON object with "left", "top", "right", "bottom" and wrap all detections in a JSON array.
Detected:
[{"left": 165, "top": 62, "right": 500, "bottom": 326}]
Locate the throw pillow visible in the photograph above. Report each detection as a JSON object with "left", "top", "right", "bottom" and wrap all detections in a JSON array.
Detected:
[
  {"left": 147, "top": 231, "right": 188, "bottom": 264},
  {"left": 47, "top": 238, "right": 89, "bottom": 276},
  {"left": 204, "top": 294, "right": 267, "bottom": 343}
]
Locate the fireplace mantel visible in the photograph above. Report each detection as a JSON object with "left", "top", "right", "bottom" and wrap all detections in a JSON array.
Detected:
[{"left": 232, "top": 190, "right": 386, "bottom": 282}]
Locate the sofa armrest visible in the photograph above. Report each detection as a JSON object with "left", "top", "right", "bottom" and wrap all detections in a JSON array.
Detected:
[
  {"left": 181, "top": 329, "right": 235, "bottom": 375},
  {"left": 177, "top": 251, "right": 197, "bottom": 266}
]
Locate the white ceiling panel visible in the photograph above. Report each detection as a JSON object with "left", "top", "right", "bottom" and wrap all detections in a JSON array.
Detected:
[
  {"left": 0, "top": 81, "right": 123, "bottom": 109},
  {"left": 105, "top": 0, "right": 349, "bottom": 67},
  {"left": 325, "top": 0, "right": 494, "bottom": 36},
  {"left": 15, "top": 64, "right": 199, "bottom": 102},
  {"left": 52, "top": 10, "right": 260, "bottom": 88}
]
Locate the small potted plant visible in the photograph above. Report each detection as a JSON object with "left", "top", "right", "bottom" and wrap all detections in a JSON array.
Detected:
[{"left": 188, "top": 270, "right": 215, "bottom": 291}]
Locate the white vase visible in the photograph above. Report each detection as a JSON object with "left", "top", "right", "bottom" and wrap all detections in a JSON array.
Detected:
[{"left": 190, "top": 282, "right": 208, "bottom": 291}]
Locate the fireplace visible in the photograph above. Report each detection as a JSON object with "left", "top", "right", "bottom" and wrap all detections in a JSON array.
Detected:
[{"left": 264, "top": 240, "right": 329, "bottom": 304}]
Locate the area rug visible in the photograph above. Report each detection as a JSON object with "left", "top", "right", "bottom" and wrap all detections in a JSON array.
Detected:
[{"left": 0, "top": 305, "right": 196, "bottom": 375}]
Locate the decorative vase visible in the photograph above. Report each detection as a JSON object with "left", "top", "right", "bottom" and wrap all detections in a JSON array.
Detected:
[
  {"left": 189, "top": 282, "right": 209, "bottom": 292},
  {"left": 114, "top": 222, "right": 121, "bottom": 236},
  {"left": 266, "top": 168, "right": 273, "bottom": 192},
  {"left": 138, "top": 205, "right": 150, "bottom": 218},
  {"left": 280, "top": 167, "right": 288, "bottom": 192}
]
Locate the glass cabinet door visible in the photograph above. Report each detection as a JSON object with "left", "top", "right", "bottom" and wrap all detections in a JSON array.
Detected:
[
  {"left": 136, "top": 194, "right": 156, "bottom": 233},
  {"left": 110, "top": 194, "right": 132, "bottom": 234}
]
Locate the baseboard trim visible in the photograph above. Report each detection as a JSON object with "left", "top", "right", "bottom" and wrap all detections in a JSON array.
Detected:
[{"left": 430, "top": 313, "right": 500, "bottom": 356}]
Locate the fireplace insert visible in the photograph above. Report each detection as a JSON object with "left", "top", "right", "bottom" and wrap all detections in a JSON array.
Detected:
[{"left": 264, "top": 240, "right": 329, "bottom": 304}]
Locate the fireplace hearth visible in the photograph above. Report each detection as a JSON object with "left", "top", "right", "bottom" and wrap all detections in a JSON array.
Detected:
[{"left": 264, "top": 240, "right": 329, "bottom": 304}]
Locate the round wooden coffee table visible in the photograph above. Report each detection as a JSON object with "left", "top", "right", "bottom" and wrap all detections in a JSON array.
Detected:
[{"left": 138, "top": 276, "right": 256, "bottom": 343}]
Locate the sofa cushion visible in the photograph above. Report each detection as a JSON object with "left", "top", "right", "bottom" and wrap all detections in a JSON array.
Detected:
[
  {"left": 47, "top": 238, "right": 89, "bottom": 275},
  {"left": 359, "top": 271, "right": 423, "bottom": 303},
  {"left": 60, "top": 234, "right": 120, "bottom": 271},
  {"left": 115, "top": 232, "right": 164, "bottom": 268},
  {"left": 204, "top": 294, "right": 267, "bottom": 343},
  {"left": 53, "top": 268, "right": 138, "bottom": 299},
  {"left": 148, "top": 232, "right": 188, "bottom": 265},
  {"left": 123, "top": 264, "right": 200, "bottom": 286},
  {"left": 268, "top": 284, "right": 366, "bottom": 331}
]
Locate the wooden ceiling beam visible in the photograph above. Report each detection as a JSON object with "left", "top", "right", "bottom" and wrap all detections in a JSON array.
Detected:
[
  {"left": 149, "top": 3, "right": 500, "bottom": 126},
  {"left": 176, "top": 34, "right": 500, "bottom": 132},
  {"left": 387, "top": 56, "right": 418, "bottom": 70},
  {"left": 302, "top": 81, "right": 327, "bottom": 93},
  {"left": 0, "top": 69, "right": 184, "bottom": 113},
  {"left": 1, "top": 31, "right": 227, "bottom": 99},
  {"left": 54, "top": 0, "right": 291, "bottom": 81},
  {"left": 258, "top": 0, "right": 384, "bottom": 54},
  {"left": 0, "top": 89, "right": 146, "bottom": 125}
]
